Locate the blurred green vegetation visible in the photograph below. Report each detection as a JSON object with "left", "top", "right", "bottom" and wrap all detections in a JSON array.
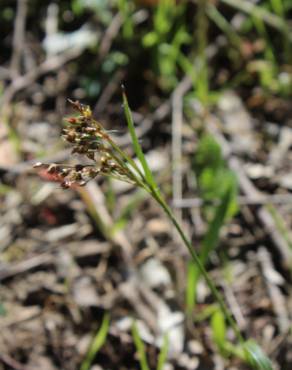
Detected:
[{"left": 1, "top": 0, "right": 290, "bottom": 104}]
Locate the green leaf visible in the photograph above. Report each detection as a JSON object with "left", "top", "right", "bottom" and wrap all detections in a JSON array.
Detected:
[
  {"left": 80, "top": 313, "right": 110, "bottom": 370},
  {"left": 211, "top": 309, "right": 227, "bottom": 354},
  {"left": 132, "top": 322, "right": 151, "bottom": 370},
  {"left": 156, "top": 334, "right": 169, "bottom": 370},
  {"left": 186, "top": 260, "right": 197, "bottom": 313},
  {"left": 194, "top": 134, "right": 238, "bottom": 219},
  {"left": 195, "top": 134, "right": 223, "bottom": 174},
  {"left": 220, "top": 0, "right": 290, "bottom": 39},
  {"left": 122, "top": 88, "right": 157, "bottom": 190},
  {"left": 244, "top": 340, "right": 274, "bottom": 370},
  {"left": 143, "top": 32, "right": 159, "bottom": 47},
  {"left": 200, "top": 187, "right": 233, "bottom": 265},
  {"left": 185, "top": 186, "right": 235, "bottom": 311}
]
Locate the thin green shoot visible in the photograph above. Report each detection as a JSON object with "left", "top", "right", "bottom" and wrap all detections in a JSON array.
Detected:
[
  {"left": 80, "top": 313, "right": 110, "bottom": 370},
  {"left": 186, "top": 187, "right": 234, "bottom": 313},
  {"left": 206, "top": 4, "right": 242, "bottom": 49},
  {"left": 200, "top": 188, "right": 233, "bottom": 265},
  {"left": 244, "top": 341, "right": 274, "bottom": 370},
  {"left": 117, "top": 0, "right": 134, "bottom": 39},
  {"left": 122, "top": 87, "right": 158, "bottom": 190},
  {"left": 210, "top": 310, "right": 272, "bottom": 367},
  {"left": 220, "top": 0, "right": 291, "bottom": 41},
  {"left": 186, "top": 260, "right": 197, "bottom": 314},
  {"left": 131, "top": 322, "right": 151, "bottom": 370},
  {"left": 157, "top": 334, "right": 169, "bottom": 370},
  {"left": 211, "top": 309, "right": 228, "bottom": 355},
  {"left": 196, "top": 0, "right": 209, "bottom": 105}
]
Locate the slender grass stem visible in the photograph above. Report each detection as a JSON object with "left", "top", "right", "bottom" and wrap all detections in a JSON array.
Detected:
[
  {"left": 108, "top": 137, "right": 147, "bottom": 181},
  {"left": 148, "top": 186, "right": 244, "bottom": 344}
]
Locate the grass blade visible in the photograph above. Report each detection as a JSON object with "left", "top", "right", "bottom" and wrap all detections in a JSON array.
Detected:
[
  {"left": 80, "top": 313, "right": 110, "bottom": 370},
  {"left": 187, "top": 187, "right": 234, "bottom": 311},
  {"left": 186, "top": 260, "right": 197, "bottom": 313},
  {"left": 211, "top": 309, "right": 227, "bottom": 354},
  {"left": 122, "top": 86, "right": 157, "bottom": 190},
  {"left": 206, "top": 4, "right": 242, "bottom": 49},
  {"left": 244, "top": 340, "right": 274, "bottom": 370},
  {"left": 200, "top": 187, "right": 233, "bottom": 265},
  {"left": 131, "top": 322, "right": 151, "bottom": 370},
  {"left": 156, "top": 334, "right": 169, "bottom": 370},
  {"left": 220, "top": 0, "right": 291, "bottom": 40}
]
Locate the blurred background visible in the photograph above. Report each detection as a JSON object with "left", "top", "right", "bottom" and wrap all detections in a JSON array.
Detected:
[{"left": 0, "top": 0, "right": 291, "bottom": 369}]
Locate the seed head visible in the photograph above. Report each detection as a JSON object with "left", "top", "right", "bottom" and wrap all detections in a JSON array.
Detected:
[{"left": 34, "top": 99, "right": 140, "bottom": 188}]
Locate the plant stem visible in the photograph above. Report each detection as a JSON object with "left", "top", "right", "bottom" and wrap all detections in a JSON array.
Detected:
[
  {"left": 149, "top": 187, "right": 244, "bottom": 344},
  {"left": 108, "top": 136, "right": 147, "bottom": 181}
]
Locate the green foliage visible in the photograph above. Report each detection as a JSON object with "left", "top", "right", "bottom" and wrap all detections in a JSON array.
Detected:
[
  {"left": 102, "top": 51, "right": 129, "bottom": 73},
  {"left": 157, "top": 334, "right": 169, "bottom": 370},
  {"left": 132, "top": 322, "right": 169, "bottom": 370},
  {"left": 211, "top": 309, "right": 227, "bottom": 355},
  {"left": 244, "top": 340, "right": 274, "bottom": 370},
  {"left": 117, "top": 0, "right": 134, "bottom": 39},
  {"left": 186, "top": 134, "right": 238, "bottom": 312},
  {"left": 186, "top": 185, "right": 236, "bottom": 312},
  {"left": 131, "top": 322, "right": 151, "bottom": 370},
  {"left": 80, "top": 313, "right": 110, "bottom": 370},
  {"left": 200, "top": 187, "right": 235, "bottom": 264},
  {"left": 194, "top": 134, "right": 238, "bottom": 220},
  {"left": 195, "top": 0, "right": 209, "bottom": 105},
  {"left": 210, "top": 310, "right": 273, "bottom": 370},
  {"left": 73, "top": 0, "right": 291, "bottom": 100},
  {"left": 219, "top": 0, "right": 291, "bottom": 96},
  {"left": 122, "top": 88, "right": 157, "bottom": 189},
  {"left": 186, "top": 259, "right": 197, "bottom": 313},
  {"left": 142, "top": 0, "right": 180, "bottom": 46},
  {"left": 142, "top": 0, "right": 190, "bottom": 90}
]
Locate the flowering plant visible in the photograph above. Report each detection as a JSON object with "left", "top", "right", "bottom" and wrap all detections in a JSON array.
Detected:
[{"left": 34, "top": 91, "right": 272, "bottom": 370}]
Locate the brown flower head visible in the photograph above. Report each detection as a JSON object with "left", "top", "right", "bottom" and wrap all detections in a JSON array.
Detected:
[{"left": 34, "top": 99, "right": 139, "bottom": 188}]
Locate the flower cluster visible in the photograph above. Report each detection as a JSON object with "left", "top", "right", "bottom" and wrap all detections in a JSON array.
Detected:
[
  {"left": 34, "top": 100, "right": 136, "bottom": 189},
  {"left": 62, "top": 99, "right": 107, "bottom": 160}
]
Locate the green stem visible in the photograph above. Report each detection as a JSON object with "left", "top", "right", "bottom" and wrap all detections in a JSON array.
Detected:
[
  {"left": 149, "top": 187, "right": 244, "bottom": 344},
  {"left": 108, "top": 137, "right": 147, "bottom": 181},
  {"left": 106, "top": 126, "right": 243, "bottom": 344}
]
